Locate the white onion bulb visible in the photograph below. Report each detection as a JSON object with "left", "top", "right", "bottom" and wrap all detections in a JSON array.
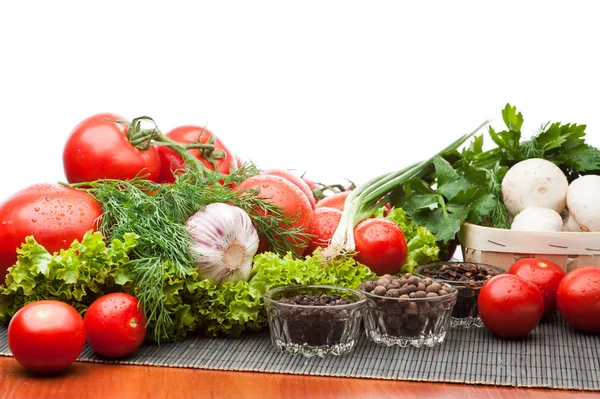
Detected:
[{"left": 185, "top": 203, "right": 259, "bottom": 284}]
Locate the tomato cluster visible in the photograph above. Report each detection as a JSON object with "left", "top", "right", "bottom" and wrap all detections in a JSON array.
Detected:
[
  {"left": 63, "top": 114, "right": 238, "bottom": 184},
  {"left": 478, "top": 258, "right": 600, "bottom": 338},
  {"left": 8, "top": 293, "right": 146, "bottom": 373}
]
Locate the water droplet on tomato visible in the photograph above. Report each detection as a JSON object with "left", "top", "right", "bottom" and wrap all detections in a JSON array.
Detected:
[
  {"left": 45, "top": 197, "right": 52, "bottom": 202},
  {"left": 31, "top": 218, "right": 37, "bottom": 223},
  {"left": 34, "top": 207, "right": 40, "bottom": 212}
]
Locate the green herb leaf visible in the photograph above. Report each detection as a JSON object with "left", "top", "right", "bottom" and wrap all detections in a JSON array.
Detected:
[
  {"left": 501, "top": 103, "right": 524, "bottom": 133},
  {"left": 401, "top": 157, "right": 497, "bottom": 243}
]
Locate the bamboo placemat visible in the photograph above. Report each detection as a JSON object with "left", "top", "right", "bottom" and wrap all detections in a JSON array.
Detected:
[{"left": 1, "top": 314, "right": 598, "bottom": 391}]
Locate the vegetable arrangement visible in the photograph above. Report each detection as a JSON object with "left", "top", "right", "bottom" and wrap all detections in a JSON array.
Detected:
[
  {"left": 394, "top": 104, "right": 600, "bottom": 239},
  {"left": 2, "top": 113, "right": 420, "bottom": 345},
  {"left": 1, "top": 104, "right": 600, "bottom": 373}
]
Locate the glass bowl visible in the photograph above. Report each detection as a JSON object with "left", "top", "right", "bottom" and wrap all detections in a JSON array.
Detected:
[
  {"left": 359, "top": 279, "right": 457, "bottom": 348},
  {"left": 413, "top": 262, "right": 505, "bottom": 328},
  {"left": 263, "top": 285, "right": 366, "bottom": 358}
]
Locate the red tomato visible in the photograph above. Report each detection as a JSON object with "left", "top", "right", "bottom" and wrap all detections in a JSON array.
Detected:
[
  {"left": 305, "top": 207, "right": 343, "bottom": 255},
  {"left": 63, "top": 113, "right": 161, "bottom": 183},
  {"left": 157, "top": 125, "right": 237, "bottom": 183},
  {"left": 8, "top": 300, "right": 86, "bottom": 373},
  {"left": 316, "top": 191, "right": 352, "bottom": 211},
  {"left": 478, "top": 274, "right": 544, "bottom": 339},
  {"left": 236, "top": 175, "right": 314, "bottom": 256},
  {"left": 0, "top": 183, "right": 102, "bottom": 283},
  {"left": 353, "top": 218, "right": 408, "bottom": 275},
  {"left": 556, "top": 266, "right": 600, "bottom": 333},
  {"left": 508, "top": 258, "right": 565, "bottom": 316},
  {"left": 263, "top": 169, "right": 316, "bottom": 209},
  {"left": 84, "top": 293, "right": 147, "bottom": 358}
]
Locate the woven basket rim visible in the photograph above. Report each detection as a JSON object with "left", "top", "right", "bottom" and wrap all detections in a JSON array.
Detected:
[{"left": 459, "top": 222, "right": 600, "bottom": 255}]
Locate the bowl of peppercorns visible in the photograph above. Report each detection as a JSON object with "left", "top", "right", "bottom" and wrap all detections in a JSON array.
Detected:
[
  {"left": 263, "top": 285, "right": 366, "bottom": 357},
  {"left": 414, "top": 262, "right": 505, "bottom": 328},
  {"left": 359, "top": 273, "right": 457, "bottom": 348}
]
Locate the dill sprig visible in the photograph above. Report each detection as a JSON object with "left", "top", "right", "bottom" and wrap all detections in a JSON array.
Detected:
[
  {"left": 481, "top": 166, "right": 511, "bottom": 229},
  {"left": 63, "top": 163, "right": 312, "bottom": 342}
]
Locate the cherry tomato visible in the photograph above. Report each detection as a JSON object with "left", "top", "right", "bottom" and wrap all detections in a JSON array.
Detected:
[
  {"left": 508, "top": 258, "right": 565, "bottom": 316},
  {"left": 0, "top": 183, "right": 102, "bottom": 283},
  {"left": 84, "top": 293, "right": 147, "bottom": 358},
  {"left": 305, "top": 206, "right": 342, "bottom": 255},
  {"left": 63, "top": 113, "right": 161, "bottom": 183},
  {"left": 478, "top": 274, "right": 544, "bottom": 339},
  {"left": 8, "top": 300, "right": 86, "bottom": 373},
  {"left": 316, "top": 191, "right": 351, "bottom": 211},
  {"left": 236, "top": 174, "right": 314, "bottom": 256},
  {"left": 157, "top": 125, "right": 237, "bottom": 183},
  {"left": 353, "top": 218, "right": 408, "bottom": 275},
  {"left": 262, "top": 169, "right": 316, "bottom": 209},
  {"left": 556, "top": 266, "right": 600, "bottom": 333}
]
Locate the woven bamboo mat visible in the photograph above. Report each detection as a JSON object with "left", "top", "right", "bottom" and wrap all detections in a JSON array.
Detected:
[{"left": 1, "top": 314, "right": 598, "bottom": 391}]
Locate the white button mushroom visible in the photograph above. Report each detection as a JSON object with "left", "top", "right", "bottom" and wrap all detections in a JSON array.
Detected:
[
  {"left": 510, "top": 206, "right": 563, "bottom": 232},
  {"left": 566, "top": 175, "right": 600, "bottom": 232},
  {"left": 501, "top": 158, "right": 568, "bottom": 216},
  {"left": 562, "top": 210, "right": 582, "bottom": 232}
]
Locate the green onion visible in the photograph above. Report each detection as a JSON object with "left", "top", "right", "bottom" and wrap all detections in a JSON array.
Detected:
[{"left": 324, "top": 120, "right": 489, "bottom": 258}]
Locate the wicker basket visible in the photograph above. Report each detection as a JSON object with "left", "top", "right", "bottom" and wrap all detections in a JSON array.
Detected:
[{"left": 459, "top": 222, "right": 600, "bottom": 272}]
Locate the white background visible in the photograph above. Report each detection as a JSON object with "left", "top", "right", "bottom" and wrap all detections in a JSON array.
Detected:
[{"left": 1, "top": 1, "right": 599, "bottom": 202}]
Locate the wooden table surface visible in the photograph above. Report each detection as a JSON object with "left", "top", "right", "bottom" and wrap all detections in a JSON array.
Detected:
[{"left": 0, "top": 356, "right": 597, "bottom": 399}]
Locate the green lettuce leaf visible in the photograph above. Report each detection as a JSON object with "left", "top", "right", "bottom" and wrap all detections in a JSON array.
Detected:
[
  {"left": 0, "top": 231, "right": 138, "bottom": 319},
  {"left": 381, "top": 207, "right": 440, "bottom": 273}
]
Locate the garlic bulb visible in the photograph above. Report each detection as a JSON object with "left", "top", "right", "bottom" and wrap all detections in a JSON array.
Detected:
[{"left": 185, "top": 203, "right": 259, "bottom": 284}]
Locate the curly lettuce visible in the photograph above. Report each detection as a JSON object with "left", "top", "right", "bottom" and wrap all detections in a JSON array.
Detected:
[
  {"left": 0, "top": 231, "right": 138, "bottom": 319},
  {"left": 189, "top": 250, "right": 375, "bottom": 337}
]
